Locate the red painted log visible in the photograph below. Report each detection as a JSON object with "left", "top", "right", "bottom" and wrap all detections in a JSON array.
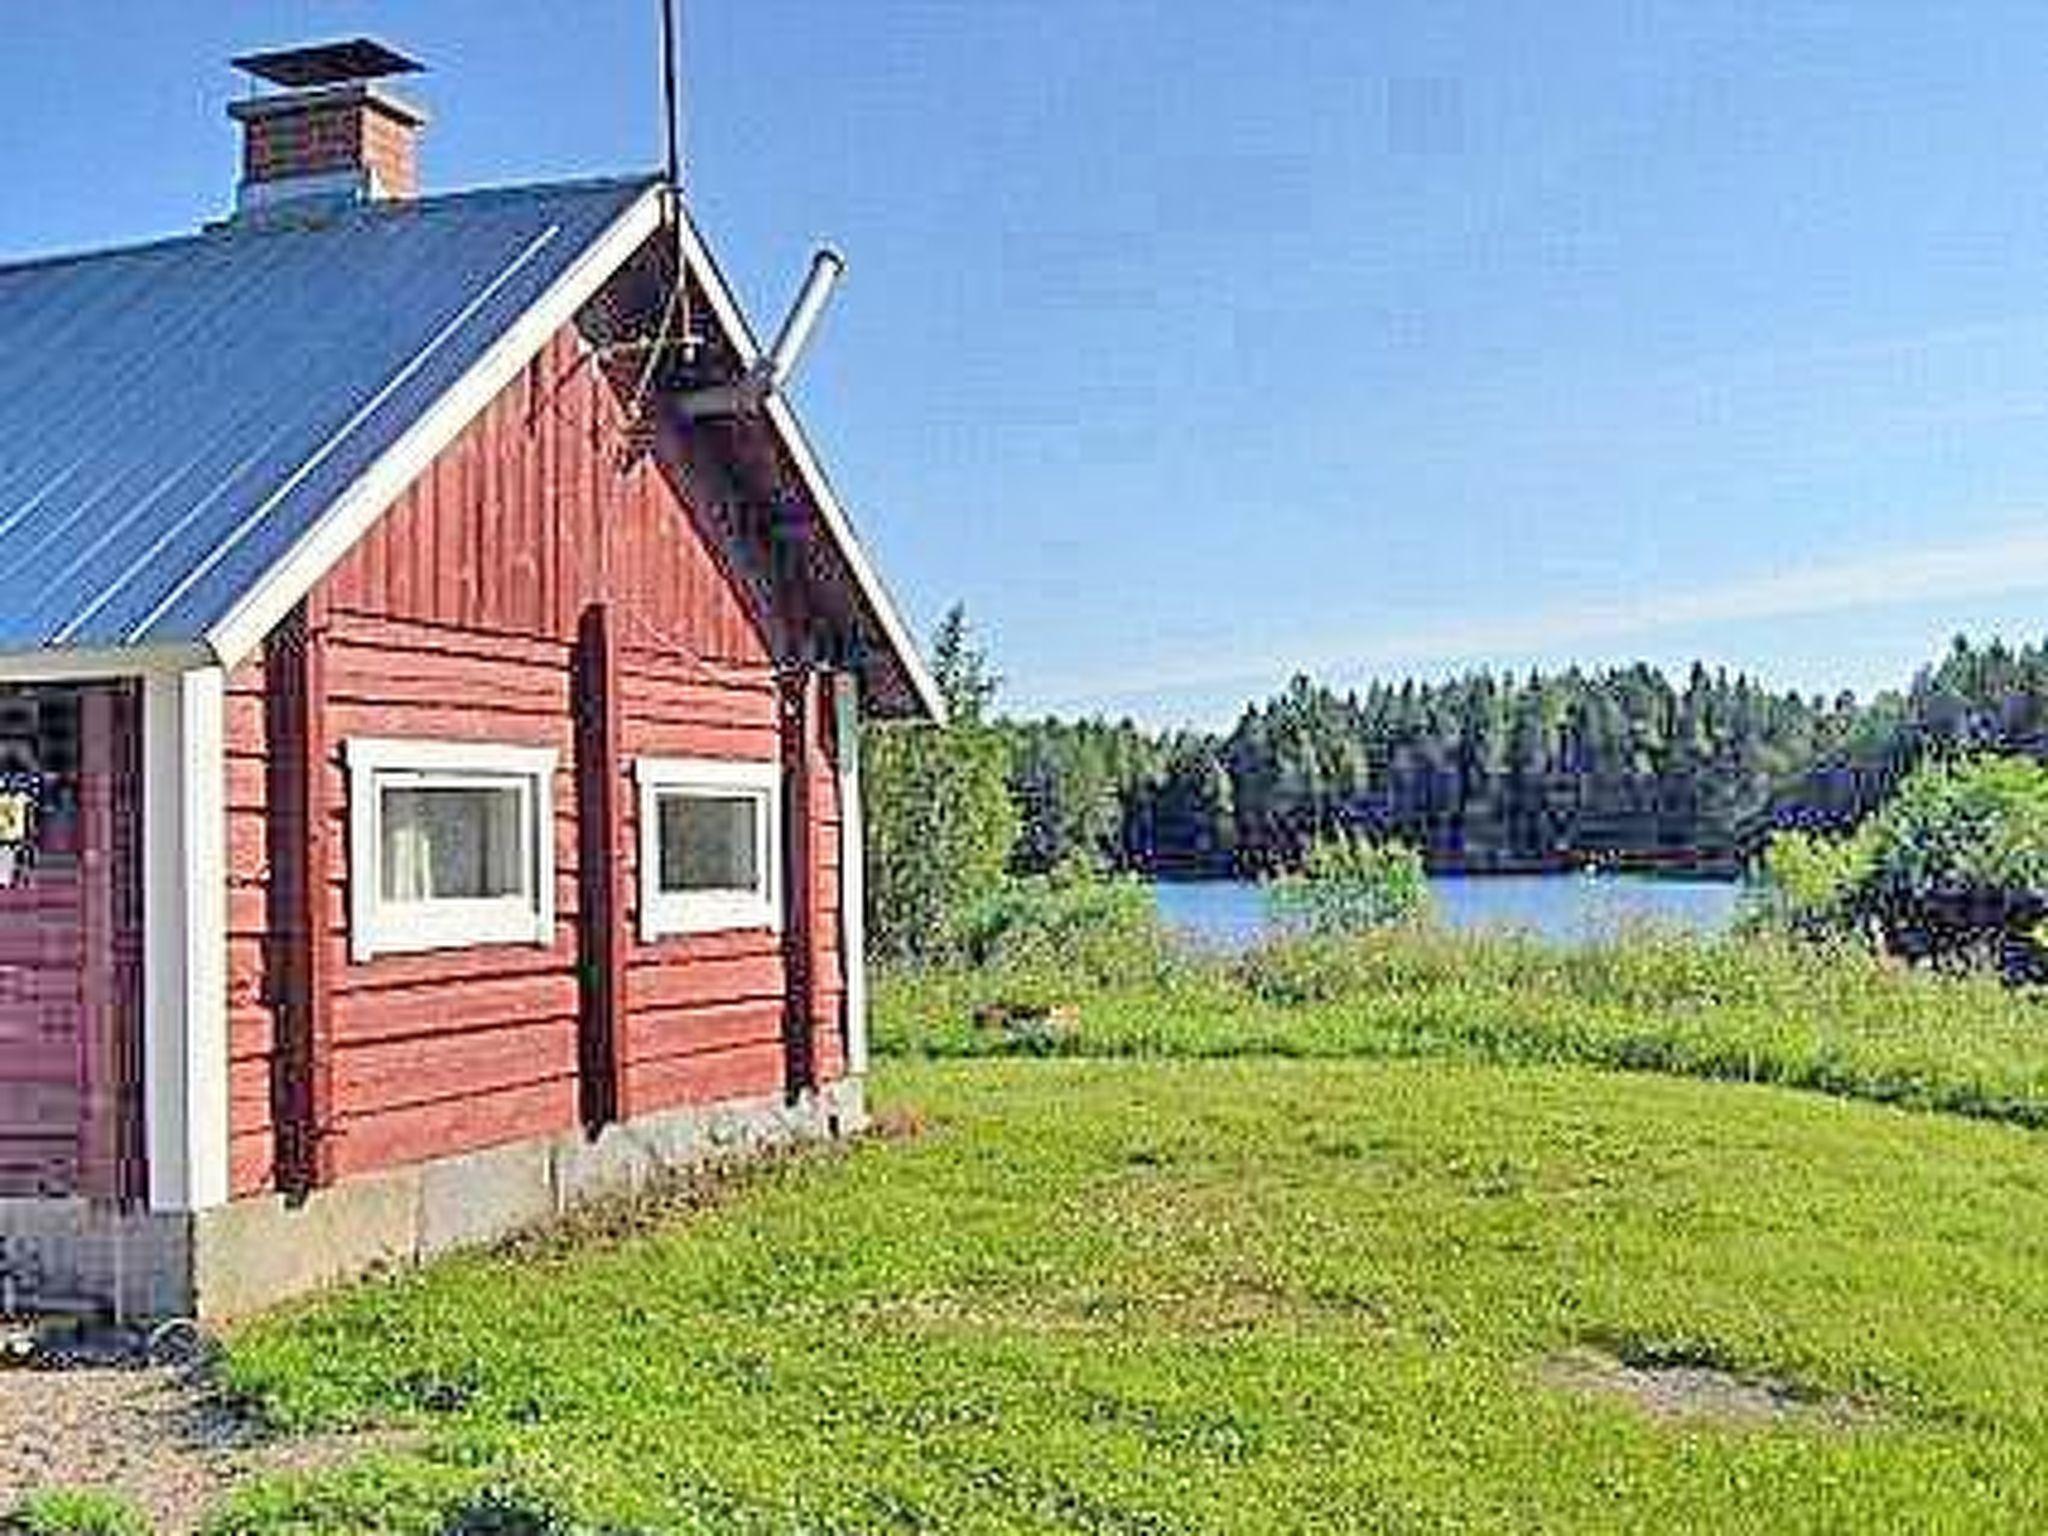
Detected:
[
  {"left": 75, "top": 688, "right": 118, "bottom": 1200},
  {"left": 266, "top": 597, "right": 336, "bottom": 1196},
  {"left": 574, "top": 603, "right": 628, "bottom": 1130},
  {"left": 779, "top": 668, "right": 819, "bottom": 1099}
]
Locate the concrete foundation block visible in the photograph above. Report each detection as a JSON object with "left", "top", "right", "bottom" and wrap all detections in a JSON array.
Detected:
[
  {"left": 823, "top": 1077, "right": 869, "bottom": 1138},
  {"left": 419, "top": 1139, "right": 553, "bottom": 1257},
  {"left": 193, "top": 1166, "right": 419, "bottom": 1320},
  {"left": 550, "top": 1121, "right": 660, "bottom": 1211},
  {"left": 8, "top": 1079, "right": 867, "bottom": 1321}
]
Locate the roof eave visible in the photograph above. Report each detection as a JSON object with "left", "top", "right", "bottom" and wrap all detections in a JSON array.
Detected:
[{"left": 0, "top": 641, "right": 216, "bottom": 684}]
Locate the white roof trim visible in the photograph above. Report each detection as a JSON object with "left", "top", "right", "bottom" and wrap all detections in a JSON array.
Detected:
[
  {"left": 669, "top": 215, "right": 944, "bottom": 722},
  {"left": 0, "top": 642, "right": 210, "bottom": 684},
  {"left": 204, "top": 184, "right": 669, "bottom": 670}
]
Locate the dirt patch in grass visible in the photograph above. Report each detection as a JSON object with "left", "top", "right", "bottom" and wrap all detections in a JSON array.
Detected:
[
  {"left": 866, "top": 1100, "right": 930, "bottom": 1142},
  {"left": 1541, "top": 1346, "right": 1873, "bottom": 1429},
  {"left": 0, "top": 1357, "right": 415, "bottom": 1533}
]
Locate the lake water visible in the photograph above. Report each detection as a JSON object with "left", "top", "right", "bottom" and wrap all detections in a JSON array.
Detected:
[{"left": 1152, "top": 874, "right": 1743, "bottom": 949}]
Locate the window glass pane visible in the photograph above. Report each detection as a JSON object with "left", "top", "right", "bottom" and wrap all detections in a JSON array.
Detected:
[
  {"left": 381, "top": 783, "right": 526, "bottom": 902},
  {"left": 658, "top": 792, "right": 760, "bottom": 894}
]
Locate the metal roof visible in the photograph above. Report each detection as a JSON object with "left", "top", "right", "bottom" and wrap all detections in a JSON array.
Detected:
[{"left": 0, "top": 176, "right": 655, "bottom": 654}]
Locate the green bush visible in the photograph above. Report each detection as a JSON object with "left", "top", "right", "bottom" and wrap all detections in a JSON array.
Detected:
[
  {"left": 1749, "top": 756, "right": 2048, "bottom": 977},
  {"left": 863, "top": 607, "right": 1020, "bottom": 966},
  {"left": 1235, "top": 932, "right": 1389, "bottom": 1006},
  {"left": 1738, "top": 827, "right": 1875, "bottom": 944},
  {"left": 953, "top": 864, "right": 1179, "bottom": 990},
  {"left": 1860, "top": 755, "right": 2048, "bottom": 974},
  {"left": 9, "top": 1489, "right": 150, "bottom": 1536},
  {"left": 1266, "top": 834, "right": 1431, "bottom": 937}
]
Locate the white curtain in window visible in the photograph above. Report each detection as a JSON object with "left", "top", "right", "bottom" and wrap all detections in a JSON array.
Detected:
[
  {"left": 384, "top": 803, "right": 437, "bottom": 901},
  {"left": 381, "top": 784, "right": 523, "bottom": 902}
]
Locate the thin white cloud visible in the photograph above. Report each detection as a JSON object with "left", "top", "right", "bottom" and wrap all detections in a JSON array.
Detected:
[{"left": 1023, "top": 523, "right": 2048, "bottom": 713}]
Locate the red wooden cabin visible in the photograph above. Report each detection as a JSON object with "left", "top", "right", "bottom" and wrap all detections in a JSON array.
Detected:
[{"left": 0, "top": 42, "right": 937, "bottom": 1318}]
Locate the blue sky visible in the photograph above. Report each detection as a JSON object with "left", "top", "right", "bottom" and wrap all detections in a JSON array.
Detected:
[{"left": 9, "top": 4, "right": 2048, "bottom": 725}]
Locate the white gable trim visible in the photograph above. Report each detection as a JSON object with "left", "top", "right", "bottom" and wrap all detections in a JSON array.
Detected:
[
  {"left": 762, "top": 392, "right": 943, "bottom": 722},
  {"left": 204, "top": 184, "right": 668, "bottom": 670}
]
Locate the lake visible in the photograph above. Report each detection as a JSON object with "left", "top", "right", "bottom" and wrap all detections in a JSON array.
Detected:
[{"left": 1152, "top": 873, "right": 1743, "bottom": 949}]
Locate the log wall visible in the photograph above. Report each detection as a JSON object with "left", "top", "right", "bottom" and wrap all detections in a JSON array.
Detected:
[
  {"left": 224, "top": 323, "right": 848, "bottom": 1196},
  {"left": 0, "top": 686, "right": 143, "bottom": 1202}
]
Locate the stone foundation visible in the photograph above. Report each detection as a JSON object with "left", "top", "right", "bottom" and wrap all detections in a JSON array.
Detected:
[{"left": 0, "top": 1079, "right": 864, "bottom": 1321}]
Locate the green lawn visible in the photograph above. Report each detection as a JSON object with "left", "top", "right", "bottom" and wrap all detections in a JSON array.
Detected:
[{"left": 212, "top": 1051, "right": 2048, "bottom": 1533}]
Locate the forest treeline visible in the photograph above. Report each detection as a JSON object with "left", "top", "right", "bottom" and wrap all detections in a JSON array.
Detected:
[{"left": 995, "top": 633, "right": 2048, "bottom": 879}]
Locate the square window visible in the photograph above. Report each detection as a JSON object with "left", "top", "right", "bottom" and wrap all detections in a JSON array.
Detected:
[
  {"left": 346, "top": 739, "right": 557, "bottom": 961},
  {"left": 656, "top": 792, "right": 762, "bottom": 894},
  {"left": 636, "top": 758, "right": 780, "bottom": 938}
]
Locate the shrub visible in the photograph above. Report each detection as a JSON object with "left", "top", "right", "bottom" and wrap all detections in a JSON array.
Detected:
[
  {"left": 863, "top": 606, "right": 1019, "bottom": 966},
  {"left": 1743, "top": 757, "right": 2048, "bottom": 979},
  {"left": 1235, "top": 932, "right": 1385, "bottom": 1006},
  {"left": 953, "top": 863, "right": 1178, "bottom": 990},
  {"left": 1738, "top": 827, "right": 1874, "bottom": 944},
  {"left": 1266, "top": 834, "right": 1431, "bottom": 937},
  {"left": 1859, "top": 754, "right": 2048, "bottom": 977}
]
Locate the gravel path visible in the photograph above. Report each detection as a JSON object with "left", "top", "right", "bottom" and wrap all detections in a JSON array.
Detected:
[{"left": 0, "top": 1359, "right": 409, "bottom": 1533}]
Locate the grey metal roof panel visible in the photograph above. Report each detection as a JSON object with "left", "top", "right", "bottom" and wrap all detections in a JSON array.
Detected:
[{"left": 0, "top": 174, "right": 657, "bottom": 653}]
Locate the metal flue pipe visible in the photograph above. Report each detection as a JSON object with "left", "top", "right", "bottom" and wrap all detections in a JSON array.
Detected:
[
  {"left": 765, "top": 246, "right": 844, "bottom": 387},
  {"left": 678, "top": 245, "right": 845, "bottom": 417}
]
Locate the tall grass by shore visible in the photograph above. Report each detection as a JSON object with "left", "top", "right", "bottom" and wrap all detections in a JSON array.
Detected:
[{"left": 877, "top": 923, "right": 2048, "bottom": 1131}]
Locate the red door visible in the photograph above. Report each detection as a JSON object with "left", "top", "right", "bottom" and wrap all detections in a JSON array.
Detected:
[{"left": 0, "top": 686, "right": 142, "bottom": 1200}]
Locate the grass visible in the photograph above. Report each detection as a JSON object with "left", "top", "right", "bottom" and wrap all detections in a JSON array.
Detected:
[
  {"left": 215, "top": 1050, "right": 2048, "bottom": 1532},
  {"left": 877, "top": 925, "right": 2048, "bottom": 1127},
  {"left": 6, "top": 1489, "right": 151, "bottom": 1536}
]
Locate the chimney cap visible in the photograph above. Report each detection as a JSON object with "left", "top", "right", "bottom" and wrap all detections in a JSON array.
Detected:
[{"left": 231, "top": 38, "right": 424, "bottom": 90}]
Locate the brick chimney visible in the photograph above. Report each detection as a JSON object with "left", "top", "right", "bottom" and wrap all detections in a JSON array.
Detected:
[{"left": 227, "top": 39, "right": 426, "bottom": 217}]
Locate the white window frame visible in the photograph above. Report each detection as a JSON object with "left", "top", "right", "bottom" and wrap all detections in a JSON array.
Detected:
[
  {"left": 344, "top": 737, "right": 558, "bottom": 962},
  {"left": 635, "top": 756, "right": 782, "bottom": 940}
]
